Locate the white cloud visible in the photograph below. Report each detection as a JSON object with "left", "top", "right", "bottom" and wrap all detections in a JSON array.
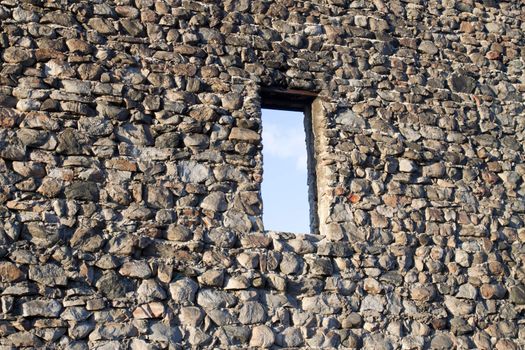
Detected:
[{"left": 262, "top": 122, "right": 308, "bottom": 171}]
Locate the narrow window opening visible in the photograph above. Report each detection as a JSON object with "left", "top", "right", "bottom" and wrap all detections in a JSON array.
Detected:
[{"left": 260, "top": 88, "right": 318, "bottom": 234}]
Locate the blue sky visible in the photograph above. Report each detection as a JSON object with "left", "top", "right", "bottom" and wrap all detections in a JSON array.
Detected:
[{"left": 261, "top": 109, "right": 310, "bottom": 233}]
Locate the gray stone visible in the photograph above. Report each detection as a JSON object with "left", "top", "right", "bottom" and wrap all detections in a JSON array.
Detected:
[
  {"left": 166, "top": 224, "right": 193, "bottom": 241},
  {"left": 238, "top": 302, "right": 267, "bottom": 324},
  {"left": 96, "top": 271, "right": 132, "bottom": 299},
  {"left": 137, "top": 279, "right": 167, "bottom": 302},
  {"left": 220, "top": 325, "right": 251, "bottom": 345},
  {"left": 197, "top": 269, "right": 224, "bottom": 287},
  {"left": 183, "top": 133, "right": 209, "bottom": 148},
  {"left": 145, "top": 186, "right": 173, "bottom": 209},
  {"left": 399, "top": 159, "right": 417, "bottom": 173},
  {"left": 450, "top": 318, "right": 474, "bottom": 335},
  {"left": 22, "top": 299, "right": 62, "bottom": 317},
  {"left": 155, "top": 132, "right": 182, "bottom": 148},
  {"left": 201, "top": 192, "right": 227, "bottom": 212},
  {"left": 448, "top": 73, "right": 476, "bottom": 93},
  {"left": 335, "top": 110, "right": 366, "bottom": 129},
  {"left": 444, "top": 296, "right": 474, "bottom": 316},
  {"left": 456, "top": 283, "right": 477, "bottom": 300},
  {"left": 29, "top": 264, "right": 67, "bottom": 286},
  {"left": 229, "top": 127, "right": 260, "bottom": 143},
  {"left": 61, "top": 307, "right": 92, "bottom": 322},
  {"left": 69, "top": 321, "right": 95, "bottom": 340},
  {"left": 88, "top": 18, "right": 117, "bottom": 35},
  {"left": 419, "top": 40, "right": 438, "bottom": 55},
  {"left": 65, "top": 182, "right": 99, "bottom": 201},
  {"left": 509, "top": 284, "right": 525, "bottom": 304},
  {"left": 204, "top": 227, "right": 237, "bottom": 248},
  {"left": 78, "top": 116, "right": 113, "bottom": 137},
  {"left": 207, "top": 309, "right": 237, "bottom": 326},
  {"left": 423, "top": 162, "right": 446, "bottom": 178},
  {"left": 180, "top": 306, "right": 204, "bottom": 327},
  {"left": 280, "top": 253, "right": 302, "bottom": 275},
  {"left": 123, "top": 204, "right": 154, "bottom": 221},
  {"left": 277, "top": 327, "right": 303, "bottom": 347},
  {"left": 170, "top": 278, "right": 199, "bottom": 304},
  {"left": 2, "top": 47, "right": 34, "bottom": 65},
  {"left": 250, "top": 325, "right": 275, "bottom": 348},
  {"left": 116, "top": 124, "right": 152, "bottom": 146},
  {"left": 361, "top": 295, "right": 385, "bottom": 312},
  {"left": 196, "top": 289, "right": 237, "bottom": 309},
  {"left": 56, "top": 128, "right": 88, "bottom": 155},
  {"left": 119, "top": 261, "right": 152, "bottom": 279},
  {"left": 95, "top": 323, "right": 138, "bottom": 340},
  {"left": 7, "top": 331, "right": 42, "bottom": 348},
  {"left": 342, "top": 312, "right": 363, "bottom": 328},
  {"left": 430, "top": 333, "right": 454, "bottom": 349},
  {"left": 178, "top": 161, "right": 211, "bottom": 183},
  {"left": 149, "top": 322, "right": 181, "bottom": 344}
]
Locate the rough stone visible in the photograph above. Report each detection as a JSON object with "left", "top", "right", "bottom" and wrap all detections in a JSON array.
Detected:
[
  {"left": 22, "top": 299, "right": 62, "bottom": 317},
  {"left": 95, "top": 272, "right": 132, "bottom": 299},
  {"left": 170, "top": 278, "right": 199, "bottom": 304},
  {"left": 238, "top": 302, "right": 267, "bottom": 324},
  {"left": 65, "top": 182, "right": 99, "bottom": 201},
  {"left": 0, "top": 262, "right": 25, "bottom": 282},
  {"left": 250, "top": 325, "right": 275, "bottom": 348},
  {"left": 0, "top": 2, "right": 523, "bottom": 349},
  {"left": 29, "top": 264, "right": 67, "bottom": 286},
  {"left": 448, "top": 74, "right": 477, "bottom": 93},
  {"left": 509, "top": 284, "right": 525, "bottom": 305},
  {"left": 119, "top": 261, "right": 152, "bottom": 279}
]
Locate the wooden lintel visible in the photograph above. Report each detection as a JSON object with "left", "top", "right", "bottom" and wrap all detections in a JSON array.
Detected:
[
  {"left": 261, "top": 87, "right": 318, "bottom": 98},
  {"left": 260, "top": 87, "right": 318, "bottom": 111}
]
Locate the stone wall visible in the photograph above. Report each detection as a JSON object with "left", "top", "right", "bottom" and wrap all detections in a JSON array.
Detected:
[{"left": 0, "top": 0, "right": 524, "bottom": 348}]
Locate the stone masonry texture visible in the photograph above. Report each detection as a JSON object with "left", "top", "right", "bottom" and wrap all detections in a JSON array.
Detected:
[{"left": 0, "top": 0, "right": 524, "bottom": 349}]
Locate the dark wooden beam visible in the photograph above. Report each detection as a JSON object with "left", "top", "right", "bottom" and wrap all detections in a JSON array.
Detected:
[{"left": 261, "top": 87, "right": 318, "bottom": 112}]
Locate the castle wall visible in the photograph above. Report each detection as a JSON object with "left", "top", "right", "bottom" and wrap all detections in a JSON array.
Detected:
[{"left": 0, "top": 0, "right": 524, "bottom": 348}]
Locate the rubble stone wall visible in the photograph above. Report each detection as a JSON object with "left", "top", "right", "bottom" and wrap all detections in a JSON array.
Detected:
[{"left": 0, "top": 0, "right": 524, "bottom": 349}]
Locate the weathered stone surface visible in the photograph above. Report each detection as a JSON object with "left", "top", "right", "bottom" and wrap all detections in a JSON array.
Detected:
[
  {"left": 0, "top": 108, "right": 22, "bottom": 128},
  {"left": 133, "top": 302, "right": 165, "bottom": 319},
  {"left": 444, "top": 296, "right": 474, "bottom": 316},
  {"left": 196, "top": 289, "right": 237, "bottom": 309},
  {"left": 65, "top": 182, "right": 99, "bottom": 201},
  {"left": 197, "top": 269, "right": 224, "bottom": 287},
  {"left": 137, "top": 279, "right": 167, "bottom": 302},
  {"left": 119, "top": 261, "right": 152, "bottom": 279},
  {"left": 56, "top": 128, "right": 88, "bottom": 155},
  {"left": 180, "top": 307, "right": 204, "bottom": 327},
  {"left": 238, "top": 302, "right": 267, "bottom": 324},
  {"left": 0, "top": 262, "right": 25, "bottom": 282},
  {"left": 0, "top": 1, "right": 523, "bottom": 349},
  {"left": 22, "top": 299, "right": 62, "bottom": 317},
  {"left": 448, "top": 73, "right": 477, "bottom": 93},
  {"left": 62, "top": 307, "right": 92, "bottom": 322},
  {"left": 116, "top": 124, "right": 153, "bottom": 145},
  {"left": 29, "top": 264, "right": 67, "bottom": 286},
  {"left": 6, "top": 331, "right": 42, "bottom": 348},
  {"left": 170, "top": 278, "right": 199, "bottom": 304},
  {"left": 430, "top": 333, "right": 454, "bottom": 350},
  {"left": 509, "top": 284, "right": 525, "bottom": 305},
  {"left": 95, "top": 272, "right": 132, "bottom": 299},
  {"left": 2, "top": 47, "right": 34, "bottom": 65},
  {"left": 250, "top": 325, "right": 275, "bottom": 348},
  {"left": 229, "top": 127, "right": 260, "bottom": 143},
  {"left": 178, "top": 161, "right": 211, "bottom": 183},
  {"left": 201, "top": 192, "right": 227, "bottom": 212},
  {"left": 146, "top": 186, "right": 173, "bottom": 209},
  {"left": 277, "top": 327, "right": 304, "bottom": 347}
]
